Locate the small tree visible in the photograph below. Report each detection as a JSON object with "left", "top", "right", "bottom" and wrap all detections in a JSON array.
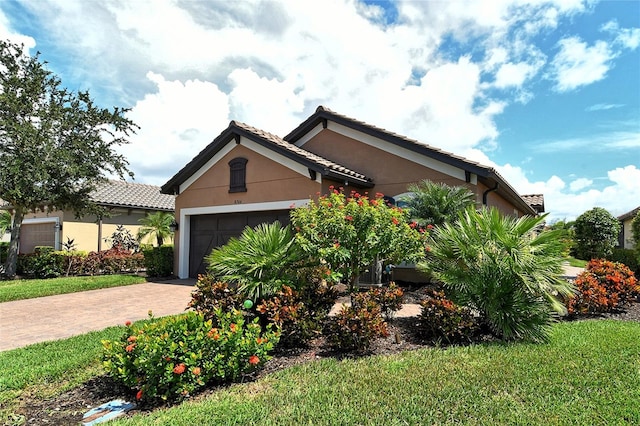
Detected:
[
  {"left": 290, "top": 187, "right": 426, "bottom": 294},
  {"left": 402, "top": 180, "right": 476, "bottom": 227},
  {"left": 137, "top": 211, "right": 174, "bottom": 246},
  {"left": 574, "top": 207, "right": 620, "bottom": 260},
  {"left": 0, "top": 40, "right": 137, "bottom": 277}
]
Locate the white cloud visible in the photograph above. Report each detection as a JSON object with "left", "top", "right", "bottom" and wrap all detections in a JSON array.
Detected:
[
  {"left": 569, "top": 178, "right": 592, "bottom": 191},
  {"left": 585, "top": 103, "right": 624, "bottom": 111},
  {"left": 120, "top": 72, "right": 231, "bottom": 185},
  {"left": 496, "top": 163, "right": 640, "bottom": 221},
  {"left": 550, "top": 37, "right": 614, "bottom": 92},
  {"left": 494, "top": 61, "right": 539, "bottom": 88},
  {"left": 601, "top": 20, "right": 640, "bottom": 50},
  {"left": 531, "top": 130, "right": 640, "bottom": 152}
]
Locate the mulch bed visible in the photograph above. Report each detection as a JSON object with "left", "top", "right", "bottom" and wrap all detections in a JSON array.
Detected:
[{"left": 12, "top": 290, "right": 640, "bottom": 426}]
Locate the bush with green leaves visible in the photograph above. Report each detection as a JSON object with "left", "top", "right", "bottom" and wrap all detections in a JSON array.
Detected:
[
  {"left": 206, "top": 221, "right": 302, "bottom": 300},
  {"left": 79, "top": 246, "right": 144, "bottom": 275},
  {"left": 609, "top": 248, "right": 639, "bottom": 275},
  {"left": 401, "top": 179, "right": 476, "bottom": 227},
  {"left": 574, "top": 207, "right": 620, "bottom": 260},
  {"left": 566, "top": 259, "right": 639, "bottom": 315},
  {"left": 632, "top": 210, "right": 640, "bottom": 253},
  {"left": 16, "top": 246, "right": 64, "bottom": 278},
  {"left": 102, "top": 310, "right": 278, "bottom": 404},
  {"left": 419, "top": 207, "right": 575, "bottom": 342},
  {"left": 291, "top": 188, "right": 426, "bottom": 293},
  {"left": 355, "top": 282, "right": 404, "bottom": 320},
  {"left": 142, "top": 245, "right": 174, "bottom": 277},
  {"left": 417, "top": 290, "right": 480, "bottom": 344}
]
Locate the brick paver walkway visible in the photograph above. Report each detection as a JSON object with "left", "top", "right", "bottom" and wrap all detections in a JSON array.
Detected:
[{"left": 0, "top": 281, "right": 195, "bottom": 352}]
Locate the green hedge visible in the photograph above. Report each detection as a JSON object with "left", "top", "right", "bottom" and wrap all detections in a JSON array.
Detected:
[
  {"left": 609, "top": 248, "right": 640, "bottom": 274},
  {"left": 142, "top": 245, "right": 174, "bottom": 278}
]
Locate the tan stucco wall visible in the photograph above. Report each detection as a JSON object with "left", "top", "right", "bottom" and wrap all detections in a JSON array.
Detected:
[
  {"left": 176, "top": 144, "right": 320, "bottom": 211},
  {"left": 622, "top": 217, "right": 636, "bottom": 249},
  {"left": 476, "top": 182, "right": 525, "bottom": 217},
  {"left": 303, "top": 129, "right": 472, "bottom": 198},
  {"left": 16, "top": 208, "right": 159, "bottom": 253}
]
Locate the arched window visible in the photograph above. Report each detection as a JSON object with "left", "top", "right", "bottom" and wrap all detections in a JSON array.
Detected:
[{"left": 229, "top": 157, "right": 248, "bottom": 193}]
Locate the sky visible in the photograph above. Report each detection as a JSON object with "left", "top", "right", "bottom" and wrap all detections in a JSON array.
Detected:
[{"left": 0, "top": 0, "right": 638, "bottom": 222}]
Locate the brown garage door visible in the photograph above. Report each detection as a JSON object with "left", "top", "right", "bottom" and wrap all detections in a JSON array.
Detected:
[{"left": 189, "top": 210, "right": 291, "bottom": 278}]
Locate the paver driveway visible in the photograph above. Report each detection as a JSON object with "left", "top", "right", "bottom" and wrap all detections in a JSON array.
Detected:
[{"left": 0, "top": 280, "right": 195, "bottom": 351}]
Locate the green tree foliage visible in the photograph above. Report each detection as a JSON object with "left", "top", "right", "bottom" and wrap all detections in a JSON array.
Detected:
[
  {"left": 419, "top": 207, "right": 574, "bottom": 342},
  {"left": 573, "top": 207, "right": 621, "bottom": 260},
  {"left": 205, "top": 222, "right": 302, "bottom": 300},
  {"left": 402, "top": 180, "right": 476, "bottom": 226},
  {"left": 0, "top": 40, "right": 137, "bottom": 277},
  {"left": 290, "top": 187, "right": 426, "bottom": 293},
  {"left": 0, "top": 210, "right": 11, "bottom": 235},
  {"left": 631, "top": 210, "right": 640, "bottom": 253},
  {"left": 137, "top": 211, "right": 174, "bottom": 246}
]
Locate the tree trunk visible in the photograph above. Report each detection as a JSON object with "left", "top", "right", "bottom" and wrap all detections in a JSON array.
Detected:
[
  {"left": 156, "top": 235, "right": 163, "bottom": 247},
  {"left": 3, "top": 207, "right": 24, "bottom": 278}
]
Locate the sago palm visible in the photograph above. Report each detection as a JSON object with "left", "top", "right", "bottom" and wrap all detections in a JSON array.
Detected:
[
  {"left": 137, "top": 211, "right": 174, "bottom": 246},
  {"left": 419, "top": 206, "right": 575, "bottom": 342},
  {"left": 205, "top": 221, "right": 302, "bottom": 300},
  {"left": 403, "top": 180, "right": 475, "bottom": 226}
]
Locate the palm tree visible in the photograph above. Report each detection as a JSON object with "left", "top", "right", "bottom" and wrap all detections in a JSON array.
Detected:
[
  {"left": 205, "top": 221, "right": 302, "bottom": 300},
  {"left": 402, "top": 180, "right": 476, "bottom": 226},
  {"left": 137, "top": 212, "right": 174, "bottom": 246},
  {"left": 419, "top": 206, "right": 575, "bottom": 342}
]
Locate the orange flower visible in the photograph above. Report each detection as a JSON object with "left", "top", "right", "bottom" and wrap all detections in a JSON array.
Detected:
[
  {"left": 249, "top": 355, "right": 260, "bottom": 365},
  {"left": 125, "top": 321, "right": 132, "bottom": 327},
  {"left": 127, "top": 335, "right": 137, "bottom": 343},
  {"left": 173, "top": 363, "right": 186, "bottom": 374},
  {"left": 125, "top": 344, "right": 136, "bottom": 352},
  {"left": 207, "top": 328, "right": 219, "bottom": 339},
  {"left": 136, "top": 389, "right": 143, "bottom": 400},
  {"left": 427, "top": 224, "right": 434, "bottom": 230},
  {"left": 230, "top": 323, "right": 237, "bottom": 332},
  {"left": 192, "top": 367, "right": 201, "bottom": 376},
  {"left": 392, "top": 217, "right": 399, "bottom": 225}
]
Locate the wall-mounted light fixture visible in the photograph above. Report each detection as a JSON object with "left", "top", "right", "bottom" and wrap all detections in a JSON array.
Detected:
[{"left": 169, "top": 220, "right": 179, "bottom": 232}]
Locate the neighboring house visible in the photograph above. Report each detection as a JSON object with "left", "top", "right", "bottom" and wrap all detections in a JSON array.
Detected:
[
  {"left": 2, "top": 180, "right": 175, "bottom": 253},
  {"left": 618, "top": 206, "right": 639, "bottom": 249},
  {"left": 162, "top": 106, "right": 540, "bottom": 279}
]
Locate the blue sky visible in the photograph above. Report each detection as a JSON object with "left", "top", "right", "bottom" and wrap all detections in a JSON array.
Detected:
[{"left": 1, "top": 0, "right": 638, "bottom": 221}]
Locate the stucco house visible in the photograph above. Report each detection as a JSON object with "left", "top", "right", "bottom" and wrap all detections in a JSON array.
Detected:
[
  {"left": 162, "top": 106, "right": 541, "bottom": 279},
  {"left": 618, "top": 206, "right": 639, "bottom": 249},
  {"left": 2, "top": 180, "right": 175, "bottom": 253}
]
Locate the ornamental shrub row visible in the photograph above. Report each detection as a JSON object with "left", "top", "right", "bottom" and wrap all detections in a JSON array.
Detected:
[
  {"left": 14, "top": 246, "right": 174, "bottom": 278},
  {"left": 102, "top": 309, "right": 278, "bottom": 404}
]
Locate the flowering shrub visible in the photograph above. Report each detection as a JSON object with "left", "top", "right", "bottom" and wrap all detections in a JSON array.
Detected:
[
  {"left": 78, "top": 246, "right": 144, "bottom": 275},
  {"left": 566, "top": 259, "right": 639, "bottom": 315},
  {"left": 102, "top": 310, "right": 278, "bottom": 404},
  {"left": 326, "top": 296, "right": 388, "bottom": 352},
  {"left": 417, "top": 290, "right": 480, "bottom": 344},
  {"left": 291, "top": 187, "right": 427, "bottom": 293}
]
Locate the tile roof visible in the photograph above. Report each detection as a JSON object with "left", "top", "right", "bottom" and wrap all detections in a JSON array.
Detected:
[
  {"left": 618, "top": 206, "right": 640, "bottom": 221},
  {"left": 231, "top": 121, "right": 372, "bottom": 184},
  {"left": 521, "top": 194, "right": 544, "bottom": 207},
  {"left": 92, "top": 180, "right": 175, "bottom": 211}
]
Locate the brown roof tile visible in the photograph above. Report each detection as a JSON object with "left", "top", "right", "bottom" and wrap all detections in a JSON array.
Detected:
[
  {"left": 618, "top": 206, "right": 640, "bottom": 221},
  {"left": 92, "top": 180, "right": 175, "bottom": 211},
  {"left": 231, "top": 121, "right": 372, "bottom": 184}
]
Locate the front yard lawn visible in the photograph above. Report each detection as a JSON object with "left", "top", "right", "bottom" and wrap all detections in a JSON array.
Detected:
[
  {"left": 0, "top": 275, "right": 146, "bottom": 302},
  {"left": 2, "top": 319, "right": 639, "bottom": 425}
]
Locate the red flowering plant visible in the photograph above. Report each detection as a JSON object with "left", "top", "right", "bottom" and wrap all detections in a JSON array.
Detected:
[
  {"left": 290, "top": 187, "right": 427, "bottom": 296},
  {"left": 102, "top": 309, "right": 278, "bottom": 405},
  {"left": 566, "top": 259, "right": 639, "bottom": 315}
]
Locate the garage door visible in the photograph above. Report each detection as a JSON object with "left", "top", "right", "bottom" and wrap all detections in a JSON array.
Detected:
[
  {"left": 20, "top": 223, "right": 56, "bottom": 253},
  {"left": 189, "top": 210, "right": 291, "bottom": 278}
]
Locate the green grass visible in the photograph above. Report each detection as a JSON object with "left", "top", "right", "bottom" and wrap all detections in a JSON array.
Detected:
[
  {"left": 565, "top": 257, "right": 588, "bottom": 268},
  {"left": 0, "top": 274, "right": 146, "bottom": 302},
  {"left": 0, "top": 326, "right": 126, "bottom": 422},
  {"left": 112, "top": 320, "right": 640, "bottom": 425},
  {"left": 2, "top": 320, "right": 639, "bottom": 425}
]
